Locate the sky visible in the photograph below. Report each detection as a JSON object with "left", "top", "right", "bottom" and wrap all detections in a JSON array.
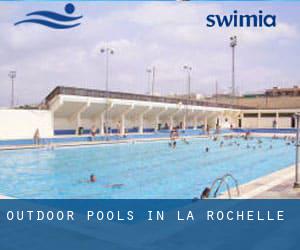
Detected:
[{"left": 1, "top": 1, "right": 300, "bottom": 106}]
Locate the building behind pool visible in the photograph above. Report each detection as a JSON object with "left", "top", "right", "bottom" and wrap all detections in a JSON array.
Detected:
[{"left": 0, "top": 86, "right": 300, "bottom": 141}]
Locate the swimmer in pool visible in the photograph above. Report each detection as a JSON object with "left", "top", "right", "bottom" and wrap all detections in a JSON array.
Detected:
[
  {"left": 79, "top": 174, "right": 97, "bottom": 184},
  {"left": 200, "top": 187, "right": 211, "bottom": 199},
  {"left": 90, "top": 174, "right": 96, "bottom": 183},
  {"left": 205, "top": 147, "right": 209, "bottom": 153},
  {"left": 182, "top": 138, "right": 190, "bottom": 144},
  {"left": 105, "top": 184, "right": 124, "bottom": 189}
]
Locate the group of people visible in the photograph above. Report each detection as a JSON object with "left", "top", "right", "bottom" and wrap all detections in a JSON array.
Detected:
[
  {"left": 199, "top": 131, "right": 296, "bottom": 156},
  {"left": 81, "top": 121, "right": 127, "bottom": 140}
]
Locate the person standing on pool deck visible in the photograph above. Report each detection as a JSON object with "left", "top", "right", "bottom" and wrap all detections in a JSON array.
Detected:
[
  {"left": 33, "top": 128, "right": 41, "bottom": 145},
  {"left": 90, "top": 125, "right": 97, "bottom": 140},
  {"left": 272, "top": 119, "right": 277, "bottom": 129},
  {"left": 116, "top": 121, "right": 121, "bottom": 135}
]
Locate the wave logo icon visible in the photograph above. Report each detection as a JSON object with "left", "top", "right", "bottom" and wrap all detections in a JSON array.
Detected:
[{"left": 14, "top": 3, "right": 82, "bottom": 29}]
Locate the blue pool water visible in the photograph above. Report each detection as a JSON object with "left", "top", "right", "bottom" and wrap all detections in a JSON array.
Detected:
[{"left": 0, "top": 137, "right": 295, "bottom": 198}]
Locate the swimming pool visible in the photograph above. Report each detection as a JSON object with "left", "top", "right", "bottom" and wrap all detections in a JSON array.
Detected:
[{"left": 0, "top": 136, "right": 295, "bottom": 198}]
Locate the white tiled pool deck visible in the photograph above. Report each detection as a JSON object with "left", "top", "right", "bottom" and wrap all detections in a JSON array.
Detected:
[
  {"left": 220, "top": 165, "right": 300, "bottom": 199},
  {"left": 0, "top": 194, "right": 13, "bottom": 199}
]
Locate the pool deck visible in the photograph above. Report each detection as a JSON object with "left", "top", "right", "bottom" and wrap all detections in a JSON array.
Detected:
[
  {"left": 0, "top": 194, "right": 13, "bottom": 199},
  {"left": 219, "top": 165, "right": 300, "bottom": 199}
]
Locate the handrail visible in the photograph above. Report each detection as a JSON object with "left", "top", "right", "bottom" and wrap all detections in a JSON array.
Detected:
[
  {"left": 210, "top": 177, "right": 232, "bottom": 198},
  {"left": 209, "top": 173, "right": 240, "bottom": 198},
  {"left": 222, "top": 173, "right": 240, "bottom": 197}
]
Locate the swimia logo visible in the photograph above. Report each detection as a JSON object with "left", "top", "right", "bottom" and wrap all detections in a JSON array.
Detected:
[
  {"left": 14, "top": 3, "right": 83, "bottom": 29},
  {"left": 206, "top": 10, "right": 276, "bottom": 28}
]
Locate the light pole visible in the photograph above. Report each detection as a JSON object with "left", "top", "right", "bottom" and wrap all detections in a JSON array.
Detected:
[
  {"left": 230, "top": 36, "right": 237, "bottom": 98},
  {"left": 152, "top": 66, "right": 156, "bottom": 95},
  {"left": 100, "top": 47, "right": 114, "bottom": 93},
  {"left": 183, "top": 65, "right": 192, "bottom": 130},
  {"left": 183, "top": 65, "right": 192, "bottom": 102},
  {"left": 215, "top": 80, "right": 218, "bottom": 103},
  {"left": 8, "top": 71, "right": 16, "bottom": 108},
  {"left": 146, "top": 66, "right": 156, "bottom": 95},
  {"left": 152, "top": 66, "right": 156, "bottom": 96},
  {"left": 100, "top": 47, "right": 114, "bottom": 136},
  {"left": 294, "top": 113, "right": 300, "bottom": 188},
  {"left": 146, "top": 68, "right": 152, "bottom": 95}
]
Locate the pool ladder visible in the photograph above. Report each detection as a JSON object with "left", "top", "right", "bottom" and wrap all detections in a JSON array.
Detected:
[{"left": 209, "top": 173, "right": 240, "bottom": 199}]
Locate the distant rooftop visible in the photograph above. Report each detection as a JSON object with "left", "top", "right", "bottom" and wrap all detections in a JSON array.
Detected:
[{"left": 266, "top": 85, "right": 300, "bottom": 97}]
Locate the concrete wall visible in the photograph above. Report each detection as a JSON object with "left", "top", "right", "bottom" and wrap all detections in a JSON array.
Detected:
[
  {"left": 242, "top": 118, "right": 259, "bottom": 128},
  {"left": 0, "top": 109, "right": 53, "bottom": 140},
  {"left": 259, "top": 117, "right": 275, "bottom": 128},
  {"left": 54, "top": 117, "right": 76, "bottom": 130},
  {"left": 278, "top": 117, "right": 291, "bottom": 128},
  {"left": 242, "top": 117, "right": 292, "bottom": 128}
]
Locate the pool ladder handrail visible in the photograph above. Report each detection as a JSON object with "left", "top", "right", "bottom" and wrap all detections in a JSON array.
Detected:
[{"left": 209, "top": 173, "right": 240, "bottom": 198}]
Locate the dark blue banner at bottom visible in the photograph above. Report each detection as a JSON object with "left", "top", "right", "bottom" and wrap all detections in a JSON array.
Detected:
[{"left": 0, "top": 199, "right": 299, "bottom": 250}]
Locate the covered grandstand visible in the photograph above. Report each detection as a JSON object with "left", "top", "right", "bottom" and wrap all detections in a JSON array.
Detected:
[{"left": 45, "top": 86, "right": 242, "bottom": 135}]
